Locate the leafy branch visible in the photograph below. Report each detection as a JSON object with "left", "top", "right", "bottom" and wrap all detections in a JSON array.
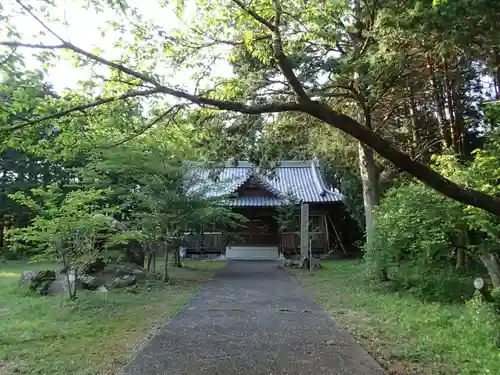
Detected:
[{"left": 3, "top": 0, "right": 500, "bottom": 217}]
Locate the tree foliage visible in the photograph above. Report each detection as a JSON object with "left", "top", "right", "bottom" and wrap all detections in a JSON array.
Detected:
[
  {"left": 8, "top": 185, "right": 114, "bottom": 298},
  {"left": 1, "top": 0, "right": 500, "bottom": 216},
  {"left": 371, "top": 123, "right": 500, "bottom": 298}
]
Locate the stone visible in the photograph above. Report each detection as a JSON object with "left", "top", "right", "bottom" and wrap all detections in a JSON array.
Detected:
[
  {"left": 38, "top": 280, "right": 53, "bottom": 296},
  {"left": 36, "top": 270, "right": 56, "bottom": 281},
  {"left": 129, "top": 267, "right": 146, "bottom": 279},
  {"left": 20, "top": 271, "right": 37, "bottom": 284},
  {"left": 93, "top": 214, "right": 127, "bottom": 231},
  {"left": 82, "top": 257, "right": 106, "bottom": 274},
  {"left": 79, "top": 275, "right": 101, "bottom": 290},
  {"left": 96, "top": 285, "right": 108, "bottom": 293},
  {"left": 111, "top": 275, "right": 136, "bottom": 288},
  {"left": 46, "top": 274, "right": 70, "bottom": 296},
  {"left": 20, "top": 270, "right": 56, "bottom": 295},
  {"left": 111, "top": 264, "right": 144, "bottom": 277}
]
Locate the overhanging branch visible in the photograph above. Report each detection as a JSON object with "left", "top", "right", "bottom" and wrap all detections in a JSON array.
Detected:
[
  {"left": 153, "top": 86, "right": 302, "bottom": 113},
  {"left": 0, "top": 46, "right": 18, "bottom": 66},
  {"left": 307, "top": 101, "right": 500, "bottom": 217},
  {"left": 1, "top": 89, "right": 161, "bottom": 131},
  {"left": 1, "top": 41, "right": 302, "bottom": 118},
  {"left": 231, "top": 0, "right": 309, "bottom": 101},
  {"left": 99, "top": 105, "right": 184, "bottom": 148},
  {"left": 0, "top": 42, "right": 65, "bottom": 49},
  {"left": 7, "top": 0, "right": 500, "bottom": 218}
]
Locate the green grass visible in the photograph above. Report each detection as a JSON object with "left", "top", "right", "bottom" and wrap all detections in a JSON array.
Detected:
[
  {"left": 0, "top": 259, "right": 225, "bottom": 375},
  {"left": 293, "top": 260, "right": 500, "bottom": 375}
]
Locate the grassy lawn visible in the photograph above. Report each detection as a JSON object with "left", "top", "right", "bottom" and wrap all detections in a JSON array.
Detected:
[
  {"left": 0, "top": 259, "right": 225, "bottom": 375},
  {"left": 293, "top": 260, "right": 500, "bottom": 375}
]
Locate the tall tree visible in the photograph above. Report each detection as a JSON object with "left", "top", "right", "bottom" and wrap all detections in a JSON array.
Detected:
[{"left": 1, "top": 0, "right": 500, "bottom": 216}]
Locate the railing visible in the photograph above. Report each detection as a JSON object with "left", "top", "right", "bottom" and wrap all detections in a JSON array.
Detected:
[
  {"left": 233, "top": 233, "right": 278, "bottom": 246},
  {"left": 184, "top": 232, "right": 225, "bottom": 252}
]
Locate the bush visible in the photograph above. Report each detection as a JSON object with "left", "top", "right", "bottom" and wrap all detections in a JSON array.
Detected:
[
  {"left": 390, "top": 266, "right": 475, "bottom": 303},
  {"left": 368, "top": 183, "right": 473, "bottom": 301},
  {"left": 491, "top": 287, "right": 500, "bottom": 312}
]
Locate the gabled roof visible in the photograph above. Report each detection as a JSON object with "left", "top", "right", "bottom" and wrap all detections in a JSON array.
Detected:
[{"left": 189, "top": 160, "right": 344, "bottom": 206}]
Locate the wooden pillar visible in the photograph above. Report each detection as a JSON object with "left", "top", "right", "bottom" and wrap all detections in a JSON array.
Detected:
[{"left": 300, "top": 203, "right": 309, "bottom": 258}]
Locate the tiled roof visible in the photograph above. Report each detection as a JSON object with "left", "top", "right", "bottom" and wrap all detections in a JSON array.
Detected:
[
  {"left": 190, "top": 160, "right": 344, "bottom": 206},
  {"left": 221, "top": 196, "right": 286, "bottom": 206}
]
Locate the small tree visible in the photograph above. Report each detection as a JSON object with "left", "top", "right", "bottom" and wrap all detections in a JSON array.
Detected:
[
  {"left": 84, "top": 135, "right": 243, "bottom": 281},
  {"left": 134, "top": 163, "right": 242, "bottom": 280},
  {"left": 8, "top": 185, "right": 113, "bottom": 299}
]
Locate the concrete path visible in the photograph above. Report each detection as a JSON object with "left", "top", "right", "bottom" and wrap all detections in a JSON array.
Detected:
[{"left": 120, "top": 261, "right": 385, "bottom": 375}]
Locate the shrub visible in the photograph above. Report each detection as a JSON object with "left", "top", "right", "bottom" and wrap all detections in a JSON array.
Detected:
[
  {"left": 390, "top": 266, "right": 475, "bottom": 303},
  {"left": 368, "top": 183, "right": 472, "bottom": 301}
]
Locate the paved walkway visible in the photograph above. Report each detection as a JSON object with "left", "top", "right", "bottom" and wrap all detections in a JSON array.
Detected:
[{"left": 121, "top": 261, "right": 385, "bottom": 375}]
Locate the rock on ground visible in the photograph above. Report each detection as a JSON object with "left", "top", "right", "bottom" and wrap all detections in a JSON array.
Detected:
[
  {"left": 20, "top": 270, "right": 57, "bottom": 295},
  {"left": 111, "top": 275, "right": 136, "bottom": 288},
  {"left": 20, "top": 271, "right": 37, "bottom": 284},
  {"left": 79, "top": 275, "right": 102, "bottom": 290}
]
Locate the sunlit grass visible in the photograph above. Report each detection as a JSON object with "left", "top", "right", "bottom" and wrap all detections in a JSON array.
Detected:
[
  {"left": 0, "top": 259, "right": 225, "bottom": 375},
  {"left": 293, "top": 260, "right": 500, "bottom": 375},
  {"left": 0, "top": 271, "right": 19, "bottom": 278}
]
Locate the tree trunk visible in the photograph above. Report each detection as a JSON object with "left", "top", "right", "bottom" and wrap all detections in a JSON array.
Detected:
[
  {"left": 162, "top": 240, "right": 169, "bottom": 282},
  {"left": 428, "top": 58, "right": 452, "bottom": 149},
  {"left": 407, "top": 96, "right": 421, "bottom": 158},
  {"left": 358, "top": 143, "right": 388, "bottom": 280},
  {"left": 61, "top": 252, "right": 76, "bottom": 300},
  {"left": 0, "top": 219, "right": 4, "bottom": 249},
  {"left": 480, "top": 252, "right": 500, "bottom": 288},
  {"left": 147, "top": 244, "right": 153, "bottom": 272},
  {"left": 174, "top": 239, "right": 182, "bottom": 268},
  {"left": 456, "top": 248, "right": 466, "bottom": 269},
  {"left": 200, "top": 228, "right": 205, "bottom": 255},
  {"left": 358, "top": 143, "right": 379, "bottom": 250},
  {"left": 442, "top": 62, "right": 457, "bottom": 147},
  {"left": 451, "top": 86, "right": 465, "bottom": 155},
  {"left": 494, "top": 51, "right": 500, "bottom": 100},
  {"left": 457, "top": 230, "right": 471, "bottom": 270}
]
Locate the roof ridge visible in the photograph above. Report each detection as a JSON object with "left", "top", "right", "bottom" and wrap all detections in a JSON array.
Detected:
[
  {"left": 229, "top": 172, "right": 286, "bottom": 200},
  {"left": 250, "top": 173, "right": 286, "bottom": 199},
  {"left": 223, "top": 160, "right": 315, "bottom": 168},
  {"left": 226, "top": 170, "right": 251, "bottom": 193},
  {"left": 310, "top": 160, "right": 326, "bottom": 194}
]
